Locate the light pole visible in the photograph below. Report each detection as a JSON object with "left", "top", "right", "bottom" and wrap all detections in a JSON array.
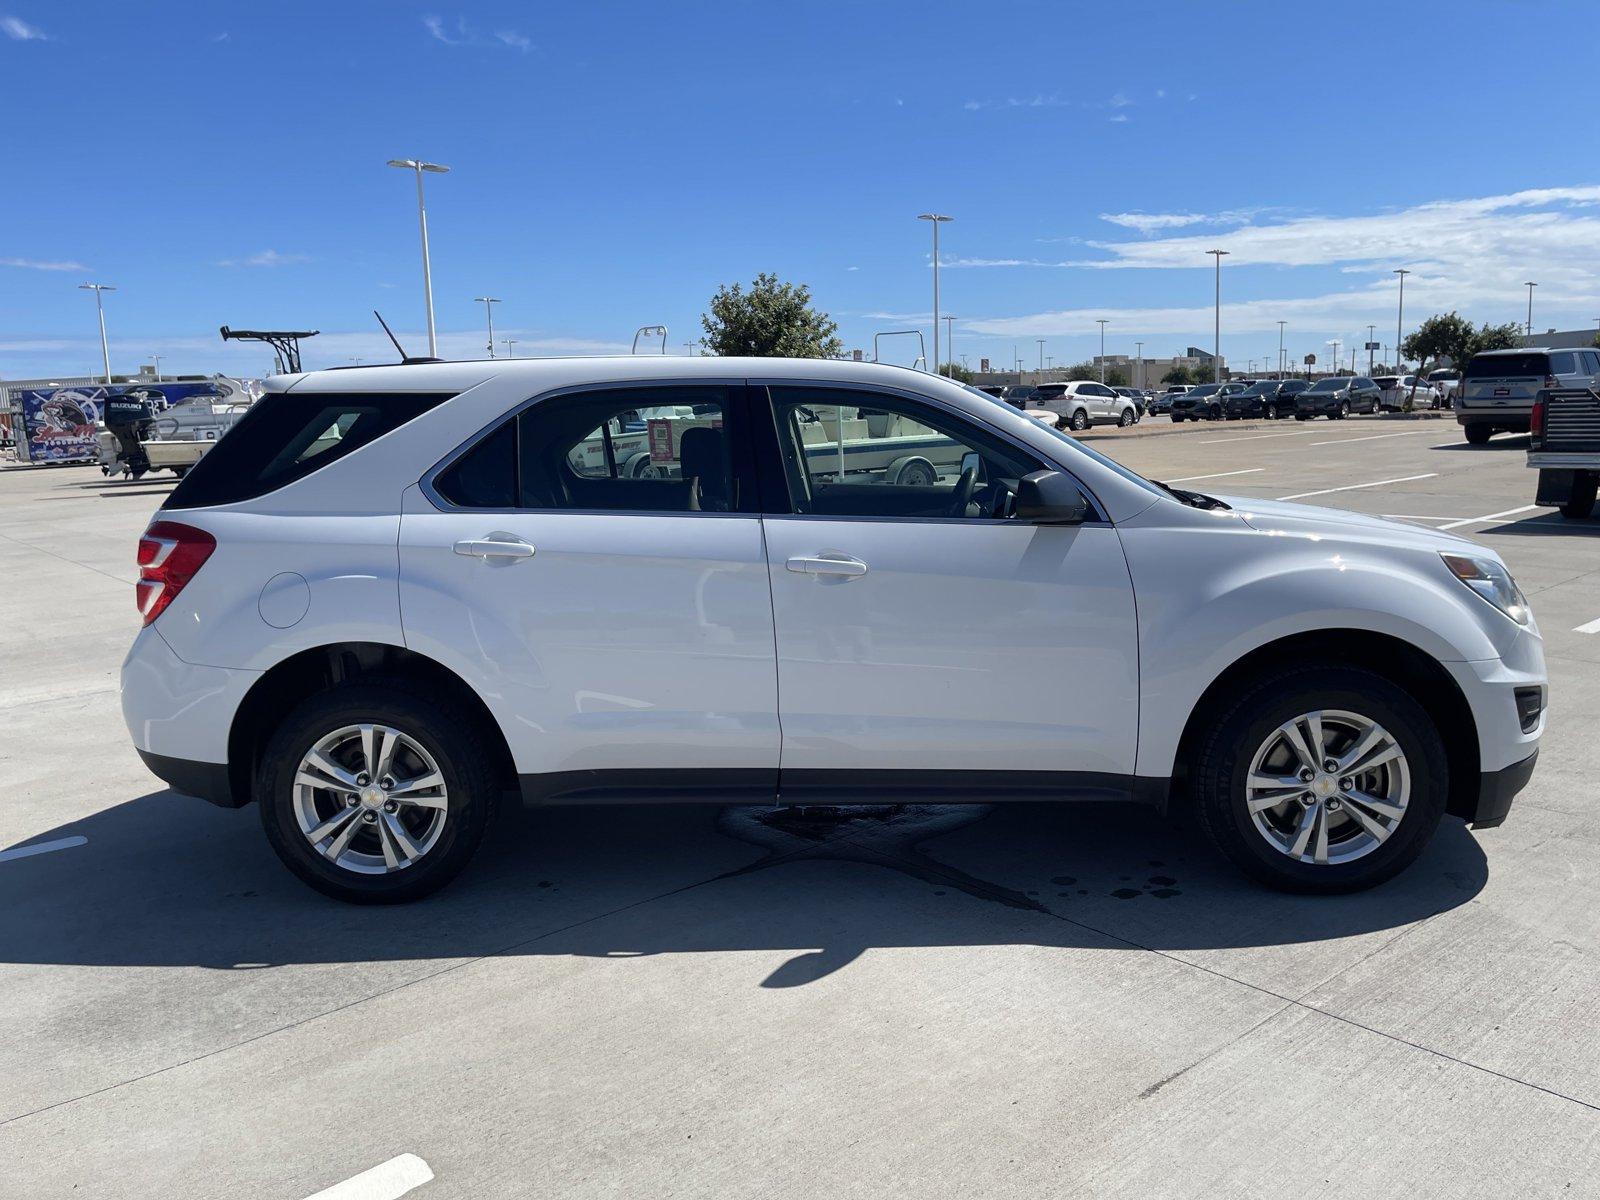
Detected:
[
  {"left": 683, "top": 343, "right": 696, "bottom": 357},
  {"left": 918, "top": 213, "right": 953, "bottom": 372},
  {"left": 1328, "top": 339, "right": 1342, "bottom": 376},
  {"left": 502, "top": 337, "right": 516, "bottom": 359},
  {"left": 387, "top": 158, "right": 451, "bottom": 357},
  {"left": 945, "top": 316, "right": 957, "bottom": 372},
  {"left": 1393, "top": 268, "right": 1410, "bottom": 372},
  {"left": 1096, "top": 318, "right": 1108, "bottom": 383},
  {"left": 1206, "top": 250, "right": 1228, "bottom": 382},
  {"left": 1135, "top": 341, "right": 1144, "bottom": 389},
  {"left": 150, "top": 354, "right": 163, "bottom": 382},
  {"left": 1277, "top": 320, "right": 1287, "bottom": 378},
  {"left": 1366, "top": 324, "right": 1376, "bottom": 375},
  {"left": 473, "top": 296, "right": 501, "bottom": 358},
  {"left": 1524, "top": 281, "right": 1537, "bottom": 336},
  {"left": 78, "top": 282, "right": 116, "bottom": 383},
  {"left": 1037, "top": 338, "right": 1046, "bottom": 371}
]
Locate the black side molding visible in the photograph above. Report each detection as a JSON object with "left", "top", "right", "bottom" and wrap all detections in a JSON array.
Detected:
[{"left": 137, "top": 749, "right": 242, "bottom": 808}]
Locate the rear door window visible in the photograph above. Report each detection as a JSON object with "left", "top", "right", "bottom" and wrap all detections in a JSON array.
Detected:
[
  {"left": 165, "top": 391, "right": 455, "bottom": 509},
  {"left": 1549, "top": 352, "right": 1577, "bottom": 375}
]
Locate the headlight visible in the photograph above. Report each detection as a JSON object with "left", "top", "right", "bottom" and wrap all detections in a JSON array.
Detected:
[{"left": 1441, "top": 553, "right": 1531, "bottom": 625}]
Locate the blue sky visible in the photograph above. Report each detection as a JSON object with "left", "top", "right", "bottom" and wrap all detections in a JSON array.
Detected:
[{"left": 5, "top": 0, "right": 1600, "bottom": 380}]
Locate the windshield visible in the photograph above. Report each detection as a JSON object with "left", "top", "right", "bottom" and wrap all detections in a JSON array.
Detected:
[
  {"left": 1031, "top": 419, "right": 1165, "bottom": 499},
  {"left": 1187, "top": 384, "right": 1221, "bottom": 397},
  {"left": 1307, "top": 378, "right": 1347, "bottom": 392},
  {"left": 1238, "top": 382, "right": 1273, "bottom": 395}
]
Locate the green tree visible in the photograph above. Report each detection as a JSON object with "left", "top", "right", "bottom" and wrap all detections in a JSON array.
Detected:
[
  {"left": 699, "top": 272, "right": 842, "bottom": 358},
  {"left": 1471, "top": 321, "right": 1522, "bottom": 356},
  {"left": 1402, "top": 313, "right": 1477, "bottom": 408},
  {"left": 1160, "top": 365, "right": 1194, "bottom": 385},
  {"left": 1064, "top": 360, "right": 1099, "bottom": 381},
  {"left": 938, "top": 361, "right": 974, "bottom": 384}
]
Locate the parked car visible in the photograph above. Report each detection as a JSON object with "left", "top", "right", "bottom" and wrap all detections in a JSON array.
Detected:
[
  {"left": 1032, "top": 381, "right": 1140, "bottom": 430},
  {"left": 1171, "top": 382, "right": 1246, "bottom": 421},
  {"left": 1374, "top": 376, "right": 1440, "bottom": 412},
  {"left": 999, "top": 384, "right": 1040, "bottom": 409},
  {"left": 1113, "top": 387, "right": 1144, "bottom": 421},
  {"left": 1457, "top": 347, "right": 1600, "bottom": 444},
  {"left": 1529, "top": 383, "right": 1600, "bottom": 518},
  {"left": 122, "top": 357, "right": 1544, "bottom": 901},
  {"left": 1147, "top": 390, "right": 1178, "bottom": 415},
  {"left": 1427, "top": 368, "right": 1461, "bottom": 405},
  {"left": 977, "top": 384, "right": 1006, "bottom": 398},
  {"left": 1222, "top": 379, "right": 1310, "bottom": 421},
  {"left": 1295, "top": 377, "right": 1383, "bottom": 420}
]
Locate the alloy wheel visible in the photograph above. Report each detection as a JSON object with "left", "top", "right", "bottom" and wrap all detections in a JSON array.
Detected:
[
  {"left": 1243, "top": 708, "right": 1409, "bottom": 865},
  {"left": 292, "top": 723, "right": 449, "bottom": 874}
]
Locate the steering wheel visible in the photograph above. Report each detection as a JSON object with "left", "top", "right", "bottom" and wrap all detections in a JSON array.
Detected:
[{"left": 948, "top": 464, "right": 978, "bottom": 517}]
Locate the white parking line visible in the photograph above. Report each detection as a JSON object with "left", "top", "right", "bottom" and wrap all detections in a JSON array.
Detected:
[
  {"left": 0, "top": 835, "right": 87, "bottom": 865},
  {"left": 1200, "top": 430, "right": 1323, "bottom": 444},
  {"left": 1437, "top": 505, "right": 1540, "bottom": 531},
  {"left": 1381, "top": 514, "right": 1467, "bottom": 524},
  {"left": 1308, "top": 429, "right": 1443, "bottom": 447},
  {"left": 305, "top": 1155, "right": 433, "bottom": 1200},
  {"left": 1165, "top": 468, "right": 1266, "bottom": 484},
  {"left": 1276, "top": 473, "right": 1438, "bottom": 501},
  {"left": 1575, "top": 616, "right": 1600, "bottom": 635}
]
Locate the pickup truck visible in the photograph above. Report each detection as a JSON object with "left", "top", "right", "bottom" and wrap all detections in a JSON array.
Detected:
[{"left": 1530, "top": 386, "right": 1600, "bottom": 519}]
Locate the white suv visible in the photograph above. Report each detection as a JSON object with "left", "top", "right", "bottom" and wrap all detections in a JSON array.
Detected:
[
  {"left": 1030, "top": 381, "right": 1140, "bottom": 430},
  {"left": 122, "top": 358, "right": 1545, "bottom": 902}
]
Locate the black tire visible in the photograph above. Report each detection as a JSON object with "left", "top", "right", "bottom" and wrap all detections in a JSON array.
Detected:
[
  {"left": 1118, "top": 409, "right": 1135, "bottom": 428},
  {"left": 1070, "top": 409, "right": 1090, "bottom": 431},
  {"left": 1295, "top": 414, "right": 1310, "bottom": 422},
  {"left": 1465, "top": 425, "right": 1493, "bottom": 445},
  {"left": 1171, "top": 415, "right": 1184, "bottom": 423},
  {"left": 1337, "top": 400, "right": 1351, "bottom": 419},
  {"left": 1266, "top": 404, "right": 1279, "bottom": 420},
  {"left": 1561, "top": 474, "right": 1598, "bottom": 519},
  {"left": 1190, "top": 665, "right": 1447, "bottom": 893},
  {"left": 256, "top": 680, "right": 498, "bottom": 903}
]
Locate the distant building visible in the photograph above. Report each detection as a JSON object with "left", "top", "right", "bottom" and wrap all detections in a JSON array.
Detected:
[{"left": 1520, "top": 327, "right": 1600, "bottom": 350}]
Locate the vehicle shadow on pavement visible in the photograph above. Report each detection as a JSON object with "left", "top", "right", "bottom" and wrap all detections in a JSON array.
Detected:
[{"left": 0, "top": 790, "right": 1488, "bottom": 986}]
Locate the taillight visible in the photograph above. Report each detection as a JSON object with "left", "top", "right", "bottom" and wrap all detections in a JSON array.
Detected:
[
  {"left": 1530, "top": 397, "right": 1545, "bottom": 446},
  {"left": 136, "top": 520, "right": 215, "bottom": 626}
]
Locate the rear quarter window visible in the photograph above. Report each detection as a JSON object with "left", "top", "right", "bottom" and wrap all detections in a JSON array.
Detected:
[{"left": 163, "top": 391, "right": 454, "bottom": 509}]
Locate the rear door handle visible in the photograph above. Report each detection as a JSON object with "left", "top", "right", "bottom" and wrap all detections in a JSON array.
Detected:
[
  {"left": 786, "top": 554, "right": 868, "bottom": 578},
  {"left": 454, "top": 536, "right": 536, "bottom": 560}
]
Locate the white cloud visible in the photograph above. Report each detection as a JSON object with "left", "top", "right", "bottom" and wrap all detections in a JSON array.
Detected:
[
  {"left": 495, "top": 29, "right": 531, "bottom": 50},
  {"left": 423, "top": 15, "right": 459, "bottom": 44},
  {"left": 963, "top": 94, "right": 1071, "bottom": 111},
  {"left": 1155, "top": 88, "right": 1166, "bottom": 99},
  {"left": 962, "top": 186, "right": 1600, "bottom": 340},
  {"left": 1099, "top": 209, "right": 1259, "bottom": 235},
  {"left": 426, "top": 15, "right": 531, "bottom": 51},
  {"left": 1, "top": 15, "right": 48, "bottom": 40},
  {"left": 1108, "top": 113, "right": 1129, "bottom": 124},
  {"left": 845, "top": 266, "right": 859, "bottom": 271},
  {"left": 216, "top": 249, "right": 310, "bottom": 268},
  {"left": 1, "top": 256, "right": 87, "bottom": 271},
  {"left": 1109, "top": 92, "right": 1132, "bottom": 108}
]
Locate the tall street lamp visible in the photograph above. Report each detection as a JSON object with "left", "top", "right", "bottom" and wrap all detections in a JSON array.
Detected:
[
  {"left": 388, "top": 158, "right": 451, "bottom": 357},
  {"left": 1206, "top": 250, "right": 1228, "bottom": 382},
  {"left": 918, "top": 213, "right": 953, "bottom": 372},
  {"left": 78, "top": 282, "right": 116, "bottom": 384},
  {"left": 1393, "top": 268, "right": 1410, "bottom": 371},
  {"left": 945, "top": 316, "right": 956, "bottom": 372},
  {"left": 1524, "top": 281, "right": 1537, "bottom": 336},
  {"left": 1134, "top": 341, "right": 1144, "bottom": 389},
  {"left": 474, "top": 296, "right": 500, "bottom": 358},
  {"left": 1366, "top": 324, "right": 1376, "bottom": 375},
  {"left": 502, "top": 337, "right": 516, "bottom": 359},
  {"left": 1277, "top": 319, "right": 1287, "bottom": 378},
  {"left": 150, "top": 354, "right": 163, "bottom": 382},
  {"left": 1036, "top": 338, "right": 1046, "bottom": 371},
  {"left": 1096, "top": 318, "right": 1109, "bottom": 383}
]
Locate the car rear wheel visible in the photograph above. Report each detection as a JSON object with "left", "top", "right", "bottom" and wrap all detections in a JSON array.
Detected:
[
  {"left": 1465, "top": 425, "right": 1493, "bottom": 445},
  {"left": 1266, "top": 404, "right": 1279, "bottom": 420},
  {"left": 1561, "top": 474, "right": 1598, "bottom": 519},
  {"left": 1069, "top": 409, "right": 1089, "bottom": 431},
  {"left": 257, "top": 681, "right": 497, "bottom": 903},
  {"left": 1190, "top": 666, "right": 1446, "bottom": 893}
]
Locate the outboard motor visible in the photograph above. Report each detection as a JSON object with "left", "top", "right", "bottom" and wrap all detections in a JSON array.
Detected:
[{"left": 102, "top": 396, "right": 155, "bottom": 478}]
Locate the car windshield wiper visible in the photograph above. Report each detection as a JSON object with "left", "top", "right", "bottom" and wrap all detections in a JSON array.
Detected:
[{"left": 1150, "top": 479, "right": 1232, "bottom": 510}]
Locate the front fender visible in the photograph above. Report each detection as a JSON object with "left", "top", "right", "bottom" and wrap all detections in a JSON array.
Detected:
[{"left": 1119, "top": 511, "right": 1507, "bottom": 777}]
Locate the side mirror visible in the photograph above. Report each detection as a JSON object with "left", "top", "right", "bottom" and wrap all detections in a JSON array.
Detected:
[{"left": 1015, "top": 469, "right": 1090, "bottom": 525}]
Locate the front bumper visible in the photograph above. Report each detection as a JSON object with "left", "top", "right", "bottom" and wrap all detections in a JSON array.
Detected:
[{"left": 1468, "top": 748, "right": 1537, "bottom": 828}]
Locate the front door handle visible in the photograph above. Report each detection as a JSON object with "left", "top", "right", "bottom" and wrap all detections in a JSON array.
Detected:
[
  {"left": 786, "top": 553, "right": 868, "bottom": 578},
  {"left": 454, "top": 535, "right": 536, "bottom": 560}
]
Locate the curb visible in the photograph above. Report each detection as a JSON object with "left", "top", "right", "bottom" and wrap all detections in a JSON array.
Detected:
[{"left": 1073, "top": 409, "right": 1453, "bottom": 441}]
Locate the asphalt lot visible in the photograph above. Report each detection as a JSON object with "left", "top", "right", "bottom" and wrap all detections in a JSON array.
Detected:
[{"left": 2, "top": 412, "right": 1599, "bottom": 1198}]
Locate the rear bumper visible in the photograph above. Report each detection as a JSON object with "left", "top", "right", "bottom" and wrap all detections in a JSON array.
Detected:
[
  {"left": 1468, "top": 749, "right": 1537, "bottom": 829},
  {"left": 1458, "top": 411, "right": 1531, "bottom": 430},
  {"left": 121, "top": 625, "right": 258, "bottom": 787},
  {"left": 1530, "top": 452, "right": 1600, "bottom": 470},
  {"left": 136, "top": 749, "right": 241, "bottom": 808}
]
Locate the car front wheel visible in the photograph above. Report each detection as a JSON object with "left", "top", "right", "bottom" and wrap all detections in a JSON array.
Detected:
[
  {"left": 256, "top": 681, "right": 497, "bottom": 903},
  {"left": 1118, "top": 409, "right": 1135, "bottom": 427},
  {"left": 1190, "top": 666, "right": 1446, "bottom": 893}
]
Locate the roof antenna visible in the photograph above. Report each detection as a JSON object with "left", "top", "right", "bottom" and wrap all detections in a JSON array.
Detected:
[{"left": 373, "top": 310, "right": 442, "bottom": 365}]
